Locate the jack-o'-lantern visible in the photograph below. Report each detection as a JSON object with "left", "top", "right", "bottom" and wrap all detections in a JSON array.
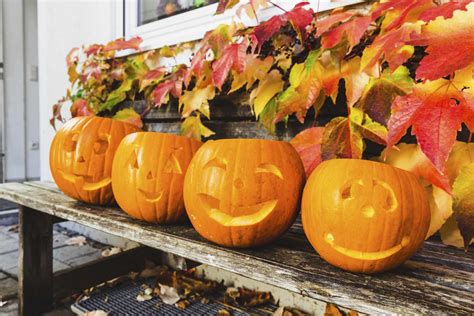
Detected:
[
  {"left": 50, "top": 116, "right": 141, "bottom": 205},
  {"left": 112, "top": 132, "right": 202, "bottom": 224},
  {"left": 302, "top": 159, "right": 430, "bottom": 273},
  {"left": 184, "top": 139, "right": 305, "bottom": 248}
]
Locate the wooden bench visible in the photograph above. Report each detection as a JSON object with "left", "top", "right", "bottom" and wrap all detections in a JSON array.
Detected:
[{"left": 0, "top": 180, "right": 472, "bottom": 315}]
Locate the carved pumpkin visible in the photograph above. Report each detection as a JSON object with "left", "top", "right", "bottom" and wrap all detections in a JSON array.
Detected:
[
  {"left": 184, "top": 139, "right": 305, "bottom": 248},
  {"left": 50, "top": 116, "right": 141, "bottom": 205},
  {"left": 302, "top": 159, "right": 430, "bottom": 273},
  {"left": 112, "top": 132, "right": 202, "bottom": 224}
]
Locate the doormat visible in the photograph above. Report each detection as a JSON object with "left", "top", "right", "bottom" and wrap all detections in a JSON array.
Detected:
[{"left": 71, "top": 277, "right": 278, "bottom": 315}]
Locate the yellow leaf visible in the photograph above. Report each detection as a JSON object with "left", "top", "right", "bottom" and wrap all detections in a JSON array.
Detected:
[
  {"left": 229, "top": 56, "right": 273, "bottom": 93},
  {"left": 180, "top": 116, "right": 215, "bottom": 141},
  {"left": 426, "top": 185, "right": 453, "bottom": 239},
  {"left": 250, "top": 70, "right": 284, "bottom": 118},
  {"left": 440, "top": 215, "right": 466, "bottom": 248},
  {"left": 179, "top": 86, "right": 215, "bottom": 118},
  {"left": 452, "top": 163, "right": 474, "bottom": 249},
  {"left": 446, "top": 141, "right": 474, "bottom": 185}
]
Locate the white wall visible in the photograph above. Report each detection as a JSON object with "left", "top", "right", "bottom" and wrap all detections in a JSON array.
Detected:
[{"left": 38, "top": 0, "right": 122, "bottom": 181}]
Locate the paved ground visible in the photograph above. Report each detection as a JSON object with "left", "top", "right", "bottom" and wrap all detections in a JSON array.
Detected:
[{"left": 0, "top": 221, "right": 112, "bottom": 315}]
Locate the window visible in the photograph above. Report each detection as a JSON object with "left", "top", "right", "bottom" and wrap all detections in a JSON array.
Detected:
[{"left": 124, "top": 0, "right": 365, "bottom": 52}]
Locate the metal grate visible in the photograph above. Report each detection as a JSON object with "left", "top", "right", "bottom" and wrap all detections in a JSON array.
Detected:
[{"left": 72, "top": 278, "right": 277, "bottom": 315}]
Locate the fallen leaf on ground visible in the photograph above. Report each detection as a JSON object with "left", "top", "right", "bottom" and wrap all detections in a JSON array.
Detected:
[
  {"left": 158, "top": 284, "right": 181, "bottom": 305},
  {"left": 217, "top": 309, "right": 232, "bottom": 316},
  {"left": 136, "top": 293, "right": 153, "bottom": 302},
  {"left": 324, "top": 303, "right": 343, "bottom": 316},
  {"left": 175, "top": 299, "right": 191, "bottom": 310},
  {"left": 65, "top": 236, "right": 87, "bottom": 246},
  {"left": 224, "top": 287, "right": 273, "bottom": 307},
  {"left": 273, "top": 306, "right": 310, "bottom": 316},
  {"left": 101, "top": 247, "right": 122, "bottom": 257}
]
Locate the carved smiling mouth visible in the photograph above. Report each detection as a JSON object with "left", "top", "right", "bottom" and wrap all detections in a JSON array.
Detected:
[
  {"left": 59, "top": 171, "right": 111, "bottom": 191},
  {"left": 198, "top": 193, "right": 277, "bottom": 227},
  {"left": 325, "top": 233, "right": 410, "bottom": 260},
  {"left": 138, "top": 189, "right": 163, "bottom": 203}
]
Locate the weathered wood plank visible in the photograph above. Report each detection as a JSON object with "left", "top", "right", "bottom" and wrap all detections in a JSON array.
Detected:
[
  {"left": 1, "top": 182, "right": 472, "bottom": 314},
  {"left": 53, "top": 246, "right": 163, "bottom": 299},
  {"left": 18, "top": 206, "right": 54, "bottom": 315}
]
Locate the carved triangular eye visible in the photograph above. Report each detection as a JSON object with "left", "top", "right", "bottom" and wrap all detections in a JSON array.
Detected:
[
  {"left": 204, "top": 157, "right": 227, "bottom": 170},
  {"left": 255, "top": 163, "right": 283, "bottom": 179},
  {"left": 164, "top": 154, "right": 182, "bottom": 174}
]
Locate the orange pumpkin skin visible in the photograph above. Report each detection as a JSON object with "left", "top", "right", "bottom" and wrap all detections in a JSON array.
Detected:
[
  {"left": 302, "top": 159, "right": 431, "bottom": 274},
  {"left": 50, "top": 116, "right": 141, "bottom": 205},
  {"left": 184, "top": 139, "right": 305, "bottom": 248},
  {"left": 112, "top": 132, "right": 202, "bottom": 224}
]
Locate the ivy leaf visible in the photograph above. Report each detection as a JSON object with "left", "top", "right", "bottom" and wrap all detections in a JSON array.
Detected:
[
  {"left": 321, "top": 117, "right": 363, "bottom": 160},
  {"left": 349, "top": 108, "right": 387, "bottom": 145},
  {"left": 250, "top": 70, "right": 284, "bottom": 118},
  {"left": 440, "top": 215, "right": 467, "bottom": 248},
  {"left": 446, "top": 141, "right": 474, "bottom": 185},
  {"left": 236, "top": 0, "right": 269, "bottom": 20},
  {"left": 70, "top": 99, "right": 93, "bottom": 118},
  {"left": 355, "top": 66, "right": 413, "bottom": 126},
  {"left": 212, "top": 41, "right": 248, "bottom": 90},
  {"left": 275, "top": 50, "right": 322, "bottom": 123},
  {"left": 376, "top": 0, "right": 433, "bottom": 32},
  {"left": 66, "top": 47, "right": 80, "bottom": 84},
  {"left": 360, "top": 23, "right": 420, "bottom": 72},
  {"left": 426, "top": 185, "right": 453, "bottom": 239},
  {"left": 179, "top": 85, "right": 216, "bottom": 118},
  {"left": 315, "top": 10, "right": 355, "bottom": 36},
  {"left": 215, "top": 0, "right": 240, "bottom": 14},
  {"left": 321, "top": 16, "right": 371, "bottom": 50},
  {"left": 103, "top": 36, "right": 143, "bottom": 52},
  {"left": 84, "top": 44, "right": 103, "bottom": 57},
  {"left": 180, "top": 115, "right": 215, "bottom": 141},
  {"left": 252, "top": 3, "right": 313, "bottom": 50},
  {"left": 419, "top": 0, "right": 472, "bottom": 22},
  {"left": 381, "top": 143, "right": 451, "bottom": 194},
  {"left": 258, "top": 98, "right": 278, "bottom": 134},
  {"left": 151, "top": 66, "right": 187, "bottom": 108},
  {"left": 341, "top": 57, "right": 370, "bottom": 107},
  {"left": 411, "top": 3, "right": 474, "bottom": 81},
  {"left": 100, "top": 79, "right": 134, "bottom": 111},
  {"left": 140, "top": 67, "right": 166, "bottom": 92},
  {"left": 229, "top": 55, "right": 273, "bottom": 93},
  {"left": 290, "top": 127, "right": 324, "bottom": 177},
  {"left": 112, "top": 108, "right": 143, "bottom": 128},
  {"left": 186, "top": 24, "right": 236, "bottom": 85},
  {"left": 387, "top": 67, "right": 474, "bottom": 172},
  {"left": 452, "top": 163, "right": 474, "bottom": 250}
]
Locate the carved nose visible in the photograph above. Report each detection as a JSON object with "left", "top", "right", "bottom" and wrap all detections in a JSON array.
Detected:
[
  {"left": 77, "top": 156, "right": 86, "bottom": 163},
  {"left": 147, "top": 171, "right": 154, "bottom": 180},
  {"left": 233, "top": 178, "right": 244, "bottom": 189}
]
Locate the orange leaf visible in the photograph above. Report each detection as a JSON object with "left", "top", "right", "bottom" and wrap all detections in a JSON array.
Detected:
[
  {"left": 411, "top": 3, "right": 474, "bottom": 81},
  {"left": 290, "top": 127, "right": 324, "bottom": 177},
  {"left": 420, "top": 0, "right": 472, "bottom": 22},
  {"left": 321, "top": 16, "right": 371, "bottom": 50},
  {"left": 103, "top": 36, "right": 142, "bottom": 52}
]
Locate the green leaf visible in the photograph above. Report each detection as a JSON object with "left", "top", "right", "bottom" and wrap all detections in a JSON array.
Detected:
[
  {"left": 355, "top": 66, "right": 413, "bottom": 126},
  {"left": 112, "top": 108, "right": 143, "bottom": 128},
  {"left": 350, "top": 108, "right": 388, "bottom": 145},
  {"left": 259, "top": 98, "right": 278, "bottom": 134},
  {"left": 250, "top": 70, "right": 284, "bottom": 118},
  {"left": 452, "top": 163, "right": 474, "bottom": 250},
  {"left": 99, "top": 79, "right": 134, "bottom": 112}
]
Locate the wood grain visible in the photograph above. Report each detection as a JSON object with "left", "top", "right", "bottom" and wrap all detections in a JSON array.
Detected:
[
  {"left": 1, "top": 182, "right": 473, "bottom": 314},
  {"left": 18, "top": 206, "right": 54, "bottom": 315}
]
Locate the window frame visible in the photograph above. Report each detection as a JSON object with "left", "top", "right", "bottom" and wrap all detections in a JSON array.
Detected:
[{"left": 123, "top": 0, "right": 365, "bottom": 52}]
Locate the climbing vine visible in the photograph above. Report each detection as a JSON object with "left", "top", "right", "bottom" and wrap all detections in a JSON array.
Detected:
[{"left": 53, "top": 0, "right": 474, "bottom": 247}]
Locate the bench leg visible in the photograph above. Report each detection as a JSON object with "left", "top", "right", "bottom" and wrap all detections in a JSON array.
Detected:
[{"left": 18, "top": 206, "right": 53, "bottom": 315}]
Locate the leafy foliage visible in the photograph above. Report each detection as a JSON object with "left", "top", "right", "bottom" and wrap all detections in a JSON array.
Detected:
[{"left": 54, "top": 0, "right": 474, "bottom": 190}]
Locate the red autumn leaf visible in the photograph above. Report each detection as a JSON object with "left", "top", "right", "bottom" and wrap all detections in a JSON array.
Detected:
[
  {"left": 315, "top": 10, "right": 355, "bottom": 36},
  {"left": 387, "top": 73, "right": 474, "bottom": 172},
  {"left": 84, "top": 44, "right": 103, "bottom": 57},
  {"left": 70, "top": 99, "right": 93, "bottom": 117},
  {"left": 212, "top": 41, "right": 248, "bottom": 90},
  {"left": 419, "top": 0, "right": 472, "bottom": 22},
  {"left": 215, "top": 0, "right": 240, "bottom": 14},
  {"left": 371, "top": 0, "right": 430, "bottom": 21},
  {"left": 152, "top": 80, "right": 175, "bottom": 107},
  {"left": 379, "top": 0, "right": 433, "bottom": 32},
  {"left": 140, "top": 67, "right": 166, "bottom": 91},
  {"left": 410, "top": 3, "right": 474, "bottom": 81},
  {"left": 66, "top": 47, "right": 79, "bottom": 67},
  {"left": 103, "top": 36, "right": 143, "bottom": 52},
  {"left": 321, "top": 16, "right": 371, "bottom": 50},
  {"left": 290, "top": 127, "right": 324, "bottom": 177},
  {"left": 360, "top": 23, "right": 420, "bottom": 72},
  {"left": 252, "top": 2, "right": 312, "bottom": 50}
]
